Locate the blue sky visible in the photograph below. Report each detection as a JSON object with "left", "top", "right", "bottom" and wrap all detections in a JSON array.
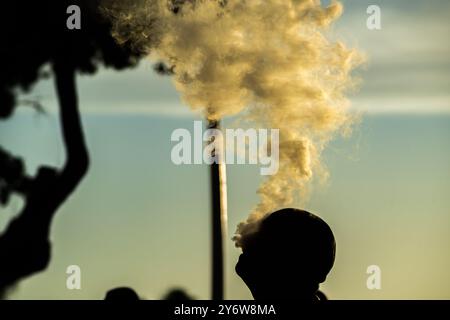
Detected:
[{"left": 16, "top": 1, "right": 450, "bottom": 116}]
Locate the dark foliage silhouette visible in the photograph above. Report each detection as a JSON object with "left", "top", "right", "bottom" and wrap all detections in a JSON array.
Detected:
[
  {"left": 235, "top": 208, "right": 336, "bottom": 300},
  {"left": 0, "top": 1, "right": 144, "bottom": 298},
  {"left": 0, "top": 1, "right": 142, "bottom": 119},
  {"left": 0, "top": 65, "right": 91, "bottom": 297}
]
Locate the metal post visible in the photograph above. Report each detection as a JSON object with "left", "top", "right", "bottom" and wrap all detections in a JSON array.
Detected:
[{"left": 208, "top": 119, "right": 228, "bottom": 300}]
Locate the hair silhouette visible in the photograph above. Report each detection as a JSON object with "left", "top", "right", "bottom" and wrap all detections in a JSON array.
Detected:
[
  {"left": 105, "top": 287, "right": 140, "bottom": 301},
  {"left": 235, "top": 208, "right": 336, "bottom": 301},
  {"left": 163, "top": 288, "right": 194, "bottom": 301},
  {"left": 0, "top": 1, "right": 145, "bottom": 298}
]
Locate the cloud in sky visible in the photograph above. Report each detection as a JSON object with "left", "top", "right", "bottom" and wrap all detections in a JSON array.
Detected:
[
  {"left": 337, "top": 0, "right": 450, "bottom": 113},
  {"left": 18, "top": 0, "right": 450, "bottom": 116}
]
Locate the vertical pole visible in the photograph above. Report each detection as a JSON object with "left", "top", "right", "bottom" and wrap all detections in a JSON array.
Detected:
[{"left": 208, "top": 119, "right": 228, "bottom": 300}]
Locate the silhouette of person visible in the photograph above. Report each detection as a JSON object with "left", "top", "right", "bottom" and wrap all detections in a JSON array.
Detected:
[
  {"left": 105, "top": 287, "right": 140, "bottom": 301},
  {"left": 163, "top": 288, "right": 193, "bottom": 301},
  {"left": 0, "top": 64, "right": 89, "bottom": 297},
  {"left": 235, "top": 208, "right": 336, "bottom": 301}
]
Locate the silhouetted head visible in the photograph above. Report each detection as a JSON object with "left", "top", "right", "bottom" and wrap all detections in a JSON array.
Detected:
[
  {"left": 104, "top": 287, "right": 140, "bottom": 301},
  {"left": 235, "top": 208, "right": 336, "bottom": 300},
  {"left": 163, "top": 288, "right": 193, "bottom": 301}
]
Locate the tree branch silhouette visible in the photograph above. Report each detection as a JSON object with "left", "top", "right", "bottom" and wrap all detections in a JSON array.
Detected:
[
  {"left": 0, "top": 1, "right": 145, "bottom": 299},
  {"left": 0, "top": 62, "right": 89, "bottom": 298}
]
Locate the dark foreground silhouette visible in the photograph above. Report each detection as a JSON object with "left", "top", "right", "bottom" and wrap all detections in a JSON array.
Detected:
[
  {"left": 0, "top": 65, "right": 89, "bottom": 298},
  {"left": 162, "top": 288, "right": 193, "bottom": 301},
  {"left": 104, "top": 287, "right": 193, "bottom": 301},
  {"left": 236, "top": 208, "right": 336, "bottom": 300},
  {"left": 0, "top": 1, "right": 143, "bottom": 299},
  {"left": 105, "top": 287, "right": 140, "bottom": 301}
]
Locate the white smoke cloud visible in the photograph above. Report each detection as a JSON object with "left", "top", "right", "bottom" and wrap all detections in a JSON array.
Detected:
[{"left": 103, "top": 0, "right": 364, "bottom": 248}]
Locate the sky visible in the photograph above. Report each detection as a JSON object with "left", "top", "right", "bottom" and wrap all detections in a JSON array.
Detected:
[{"left": 0, "top": 0, "right": 449, "bottom": 299}]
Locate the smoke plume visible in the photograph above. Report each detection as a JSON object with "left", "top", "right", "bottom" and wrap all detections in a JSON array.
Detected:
[{"left": 103, "top": 0, "right": 363, "bottom": 248}]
